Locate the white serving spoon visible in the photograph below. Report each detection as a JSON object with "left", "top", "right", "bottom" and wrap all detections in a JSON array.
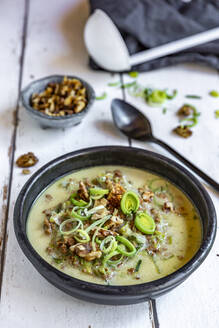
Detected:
[{"left": 84, "top": 9, "right": 219, "bottom": 71}]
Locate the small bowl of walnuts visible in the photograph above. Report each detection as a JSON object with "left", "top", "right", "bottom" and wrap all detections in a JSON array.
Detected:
[{"left": 21, "top": 75, "right": 95, "bottom": 128}]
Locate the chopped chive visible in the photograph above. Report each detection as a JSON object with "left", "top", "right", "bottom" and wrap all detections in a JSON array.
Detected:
[
  {"left": 215, "top": 110, "right": 219, "bottom": 118},
  {"left": 135, "top": 259, "right": 142, "bottom": 272},
  {"left": 151, "top": 255, "right": 161, "bottom": 274},
  {"left": 96, "top": 92, "right": 107, "bottom": 100},
  {"left": 162, "top": 107, "right": 167, "bottom": 114},
  {"left": 185, "top": 95, "right": 202, "bottom": 99},
  {"left": 128, "top": 71, "right": 139, "bottom": 78},
  {"left": 107, "top": 81, "right": 121, "bottom": 87},
  {"left": 53, "top": 258, "right": 63, "bottom": 264},
  {"left": 166, "top": 89, "right": 177, "bottom": 100},
  {"left": 121, "top": 81, "right": 137, "bottom": 89},
  {"left": 209, "top": 90, "right": 219, "bottom": 97}
]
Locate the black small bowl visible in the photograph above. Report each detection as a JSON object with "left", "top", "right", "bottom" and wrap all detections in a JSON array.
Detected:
[
  {"left": 21, "top": 75, "right": 95, "bottom": 128},
  {"left": 14, "top": 146, "right": 217, "bottom": 305}
]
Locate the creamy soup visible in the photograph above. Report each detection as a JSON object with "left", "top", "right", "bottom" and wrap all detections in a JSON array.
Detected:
[{"left": 27, "top": 166, "right": 202, "bottom": 285}]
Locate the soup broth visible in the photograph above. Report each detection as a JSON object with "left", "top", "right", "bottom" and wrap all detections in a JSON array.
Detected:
[{"left": 27, "top": 166, "right": 202, "bottom": 285}]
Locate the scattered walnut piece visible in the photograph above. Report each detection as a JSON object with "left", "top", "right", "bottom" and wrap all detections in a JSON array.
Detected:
[
  {"left": 16, "top": 152, "right": 38, "bottom": 168},
  {"left": 173, "top": 126, "right": 192, "bottom": 138},
  {"left": 22, "top": 169, "right": 30, "bottom": 175},
  {"left": 127, "top": 268, "right": 135, "bottom": 274},
  {"left": 177, "top": 105, "right": 193, "bottom": 116}
]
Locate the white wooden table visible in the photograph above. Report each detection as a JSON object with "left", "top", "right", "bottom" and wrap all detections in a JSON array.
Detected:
[{"left": 0, "top": 1, "right": 219, "bottom": 327}]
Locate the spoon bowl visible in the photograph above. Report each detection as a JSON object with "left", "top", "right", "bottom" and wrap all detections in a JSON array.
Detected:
[{"left": 111, "top": 98, "right": 152, "bottom": 140}]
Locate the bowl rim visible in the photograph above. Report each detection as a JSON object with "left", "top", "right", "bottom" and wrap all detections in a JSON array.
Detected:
[
  {"left": 21, "top": 74, "right": 96, "bottom": 121},
  {"left": 14, "top": 146, "right": 217, "bottom": 297}
]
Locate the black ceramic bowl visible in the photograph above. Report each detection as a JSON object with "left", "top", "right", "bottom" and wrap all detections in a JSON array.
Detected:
[
  {"left": 14, "top": 146, "right": 217, "bottom": 305},
  {"left": 21, "top": 75, "right": 95, "bottom": 128}
]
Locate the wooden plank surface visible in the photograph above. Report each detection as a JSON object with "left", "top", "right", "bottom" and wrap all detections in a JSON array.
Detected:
[
  {"left": 0, "top": 0, "right": 218, "bottom": 327},
  {"left": 0, "top": 0, "right": 25, "bottom": 280},
  {"left": 0, "top": 1, "right": 152, "bottom": 327}
]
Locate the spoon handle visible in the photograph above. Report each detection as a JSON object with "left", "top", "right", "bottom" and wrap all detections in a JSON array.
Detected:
[
  {"left": 130, "top": 27, "right": 219, "bottom": 66},
  {"left": 151, "top": 137, "right": 219, "bottom": 192}
]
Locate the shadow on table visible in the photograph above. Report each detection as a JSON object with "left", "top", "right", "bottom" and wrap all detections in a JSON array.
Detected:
[{"left": 95, "top": 119, "right": 125, "bottom": 140}]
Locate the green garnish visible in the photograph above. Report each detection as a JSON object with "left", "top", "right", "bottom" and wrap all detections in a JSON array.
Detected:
[
  {"left": 128, "top": 71, "right": 139, "bottom": 78},
  {"left": 100, "top": 236, "right": 117, "bottom": 254},
  {"left": 107, "top": 81, "right": 120, "bottom": 87},
  {"left": 146, "top": 89, "right": 167, "bottom": 106},
  {"left": 215, "top": 110, "right": 219, "bottom": 118},
  {"left": 70, "top": 193, "right": 88, "bottom": 207},
  {"left": 185, "top": 95, "right": 202, "bottom": 99},
  {"left": 135, "top": 259, "right": 142, "bottom": 272},
  {"left": 74, "top": 229, "right": 90, "bottom": 243},
  {"left": 166, "top": 89, "right": 177, "bottom": 99},
  {"left": 148, "top": 253, "right": 161, "bottom": 274},
  {"left": 144, "top": 88, "right": 176, "bottom": 107},
  {"left": 209, "top": 90, "right": 219, "bottom": 97},
  {"left": 116, "top": 236, "right": 136, "bottom": 256},
  {"left": 59, "top": 218, "right": 83, "bottom": 235},
  {"left": 71, "top": 208, "right": 91, "bottom": 221},
  {"left": 120, "top": 223, "right": 133, "bottom": 236},
  {"left": 96, "top": 92, "right": 107, "bottom": 100},
  {"left": 162, "top": 108, "right": 167, "bottom": 114},
  {"left": 53, "top": 258, "right": 63, "bottom": 264},
  {"left": 121, "top": 81, "right": 137, "bottom": 89},
  {"left": 179, "top": 104, "right": 200, "bottom": 128},
  {"left": 103, "top": 251, "right": 123, "bottom": 266},
  {"left": 120, "top": 191, "right": 140, "bottom": 215},
  {"left": 89, "top": 187, "right": 109, "bottom": 199},
  {"left": 135, "top": 211, "right": 155, "bottom": 234}
]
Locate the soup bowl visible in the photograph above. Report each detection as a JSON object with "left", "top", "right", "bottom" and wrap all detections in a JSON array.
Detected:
[{"left": 14, "top": 146, "right": 217, "bottom": 305}]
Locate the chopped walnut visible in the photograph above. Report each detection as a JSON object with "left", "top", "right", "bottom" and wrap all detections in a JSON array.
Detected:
[
  {"left": 22, "top": 169, "right": 30, "bottom": 175},
  {"left": 43, "top": 218, "right": 52, "bottom": 235},
  {"left": 16, "top": 152, "right": 38, "bottom": 168},
  {"left": 173, "top": 126, "right": 192, "bottom": 138},
  {"left": 45, "top": 194, "right": 53, "bottom": 201},
  {"left": 142, "top": 191, "right": 154, "bottom": 203},
  {"left": 30, "top": 76, "right": 87, "bottom": 117},
  {"left": 107, "top": 183, "right": 125, "bottom": 208},
  {"left": 107, "top": 216, "right": 123, "bottom": 229},
  {"left": 63, "top": 236, "right": 75, "bottom": 246},
  {"left": 78, "top": 181, "right": 89, "bottom": 201},
  {"left": 70, "top": 243, "right": 102, "bottom": 261},
  {"left": 127, "top": 268, "right": 135, "bottom": 274},
  {"left": 85, "top": 251, "right": 102, "bottom": 261},
  {"left": 59, "top": 243, "right": 68, "bottom": 254},
  {"left": 163, "top": 201, "right": 174, "bottom": 212},
  {"left": 177, "top": 105, "right": 193, "bottom": 116},
  {"left": 97, "top": 228, "right": 118, "bottom": 237}
]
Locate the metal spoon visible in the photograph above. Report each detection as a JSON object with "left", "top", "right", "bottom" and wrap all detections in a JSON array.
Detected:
[
  {"left": 111, "top": 98, "right": 219, "bottom": 192},
  {"left": 84, "top": 9, "right": 219, "bottom": 72}
]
